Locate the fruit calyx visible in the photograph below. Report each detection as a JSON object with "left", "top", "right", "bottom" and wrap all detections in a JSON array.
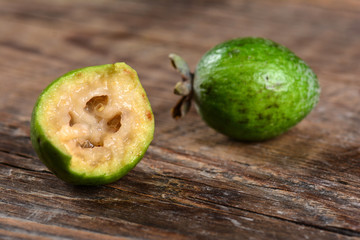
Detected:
[{"left": 169, "top": 53, "right": 194, "bottom": 119}]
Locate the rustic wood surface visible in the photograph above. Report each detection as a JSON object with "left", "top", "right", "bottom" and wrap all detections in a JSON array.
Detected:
[{"left": 1, "top": 0, "right": 360, "bottom": 239}]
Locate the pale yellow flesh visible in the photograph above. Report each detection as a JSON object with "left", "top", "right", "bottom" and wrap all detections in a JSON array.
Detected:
[{"left": 37, "top": 63, "right": 153, "bottom": 176}]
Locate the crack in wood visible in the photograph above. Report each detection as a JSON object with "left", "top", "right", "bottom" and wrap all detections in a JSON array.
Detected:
[
  {"left": 0, "top": 148, "right": 36, "bottom": 160},
  {"left": 0, "top": 214, "right": 155, "bottom": 240},
  {"left": 0, "top": 162, "right": 51, "bottom": 175},
  {"left": 189, "top": 197, "right": 360, "bottom": 237}
]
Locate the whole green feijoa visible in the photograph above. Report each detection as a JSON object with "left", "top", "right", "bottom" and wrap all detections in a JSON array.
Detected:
[
  {"left": 169, "top": 37, "right": 320, "bottom": 141},
  {"left": 31, "top": 63, "right": 154, "bottom": 185}
]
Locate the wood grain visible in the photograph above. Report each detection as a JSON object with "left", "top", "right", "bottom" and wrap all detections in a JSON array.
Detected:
[{"left": 0, "top": 0, "right": 359, "bottom": 239}]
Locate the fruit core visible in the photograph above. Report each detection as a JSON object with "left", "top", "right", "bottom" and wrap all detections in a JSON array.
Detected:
[{"left": 69, "top": 95, "right": 122, "bottom": 149}]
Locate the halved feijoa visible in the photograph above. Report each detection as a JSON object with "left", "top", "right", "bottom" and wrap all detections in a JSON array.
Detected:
[{"left": 31, "top": 63, "right": 154, "bottom": 185}]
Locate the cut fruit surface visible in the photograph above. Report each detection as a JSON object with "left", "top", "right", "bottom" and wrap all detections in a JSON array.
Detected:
[{"left": 31, "top": 63, "right": 154, "bottom": 185}]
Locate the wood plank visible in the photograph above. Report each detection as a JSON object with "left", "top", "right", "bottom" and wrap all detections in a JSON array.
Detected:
[
  {"left": 0, "top": 158, "right": 357, "bottom": 240},
  {"left": 0, "top": 0, "right": 359, "bottom": 115},
  {"left": 1, "top": 111, "right": 359, "bottom": 238},
  {"left": 0, "top": 0, "right": 359, "bottom": 239}
]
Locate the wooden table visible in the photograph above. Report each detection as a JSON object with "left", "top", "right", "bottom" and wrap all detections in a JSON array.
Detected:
[{"left": 1, "top": 0, "right": 359, "bottom": 239}]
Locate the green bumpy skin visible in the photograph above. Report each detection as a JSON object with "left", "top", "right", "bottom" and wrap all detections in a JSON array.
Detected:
[
  {"left": 31, "top": 63, "right": 154, "bottom": 185},
  {"left": 193, "top": 37, "right": 320, "bottom": 141}
]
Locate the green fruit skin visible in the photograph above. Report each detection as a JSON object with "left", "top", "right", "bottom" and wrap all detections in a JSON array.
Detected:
[
  {"left": 31, "top": 64, "right": 154, "bottom": 185},
  {"left": 193, "top": 37, "right": 320, "bottom": 141}
]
